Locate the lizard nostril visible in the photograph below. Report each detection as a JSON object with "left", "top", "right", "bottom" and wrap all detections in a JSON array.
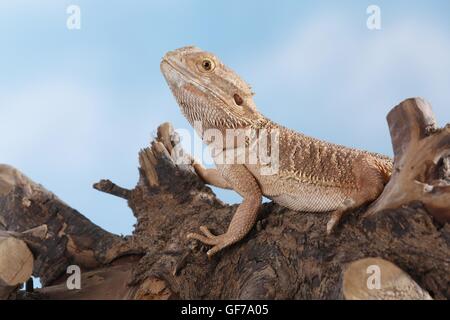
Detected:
[{"left": 233, "top": 94, "right": 244, "bottom": 106}]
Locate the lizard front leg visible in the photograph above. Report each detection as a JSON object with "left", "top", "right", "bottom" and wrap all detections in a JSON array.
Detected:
[{"left": 187, "top": 164, "right": 262, "bottom": 257}]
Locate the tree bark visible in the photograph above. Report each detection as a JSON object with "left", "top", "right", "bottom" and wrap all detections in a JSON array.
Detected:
[{"left": 1, "top": 98, "right": 449, "bottom": 300}]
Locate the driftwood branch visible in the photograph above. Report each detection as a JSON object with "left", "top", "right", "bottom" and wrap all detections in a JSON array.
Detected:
[
  {"left": 367, "top": 98, "right": 450, "bottom": 222},
  {"left": 93, "top": 179, "right": 131, "bottom": 200},
  {"left": 0, "top": 164, "right": 141, "bottom": 291},
  {"left": 0, "top": 236, "right": 33, "bottom": 299},
  {"left": 1, "top": 97, "right": 449, "bottom": 300},
  {"left": 342, "top": 257, "right": 432, "bottom": 300}
]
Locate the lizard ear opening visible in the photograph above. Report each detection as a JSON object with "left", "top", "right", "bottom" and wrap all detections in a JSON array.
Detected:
[{"left": 233, "top": 94, "right": 244, "bottom": 106}]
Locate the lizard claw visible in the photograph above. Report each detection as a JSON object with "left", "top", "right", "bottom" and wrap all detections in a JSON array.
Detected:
[
  {"left": 326, "top": 217, "right": 339, "bottom": 235},
  {"left": 187, "top": 226, "right": 230, "bottom": 258}
]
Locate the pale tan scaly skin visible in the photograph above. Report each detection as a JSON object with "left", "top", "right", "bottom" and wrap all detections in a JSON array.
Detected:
[{"left": 161, "top": 46, "right": 393, "bottom": 257}]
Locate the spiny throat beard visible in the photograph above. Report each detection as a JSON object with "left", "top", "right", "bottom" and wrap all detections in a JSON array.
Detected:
[{"left": 173, "top": 86, "right": 255, "bottom": 130}]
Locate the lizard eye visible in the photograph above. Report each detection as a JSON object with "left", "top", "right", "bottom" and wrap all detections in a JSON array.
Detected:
[
  {"left": 233, "top": 94, "right": 244, "bottom": 106},
  {"left": 201, "top": 59, "right": 214, "bottom": 72}
]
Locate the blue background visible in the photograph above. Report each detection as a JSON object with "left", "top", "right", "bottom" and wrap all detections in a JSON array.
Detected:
[{"left": 1, "top": 0, "right": 450, "bottom": 236}]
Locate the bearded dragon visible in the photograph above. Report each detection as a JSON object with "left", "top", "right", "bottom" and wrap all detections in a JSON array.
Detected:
[{"left": 160, "top": 46, "right": 392, "bottom": 257}]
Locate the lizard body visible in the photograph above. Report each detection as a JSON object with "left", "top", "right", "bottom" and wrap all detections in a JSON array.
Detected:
[{"left": 161, "top": 46, "right": 392, "bottom": 257}]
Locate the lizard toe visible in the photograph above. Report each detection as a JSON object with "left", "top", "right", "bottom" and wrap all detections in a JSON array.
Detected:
[
  {"left": 206, "top": 236, "right": 236, "bottom": 257},
  {"left": 188, "top": 229, "right": 237, "bottom": 258},
  {"left": 187, "top": 231, "right": 225, "bottom": 246},
  {"left": 199, "top": 225, "right": 216, "bottom": 239},
  {"left": 207, "top": 243, "right": 227, "bottom": 258}
]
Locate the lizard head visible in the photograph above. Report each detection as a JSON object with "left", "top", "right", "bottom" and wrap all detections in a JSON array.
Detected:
[{"left": 161, "top": 46, "right": 264, "bottom": 129}]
